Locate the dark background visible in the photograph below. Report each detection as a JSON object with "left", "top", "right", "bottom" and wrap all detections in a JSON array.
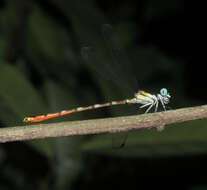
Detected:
[{"left": 0, "top": 0, "right": 207, "bottom": 189}]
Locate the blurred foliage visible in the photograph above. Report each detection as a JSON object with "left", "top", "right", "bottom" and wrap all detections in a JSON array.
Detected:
[{"left": 0, "top": 0, "right": 207, "bottom": 189}]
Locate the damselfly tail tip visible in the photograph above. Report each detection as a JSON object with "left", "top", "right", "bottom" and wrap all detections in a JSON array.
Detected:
[
  {"left": 23, "top": 116, "right": 47, "bottom": 123},
  {"left": 23, "top": 117, "right": 32, "bottom": 123}
]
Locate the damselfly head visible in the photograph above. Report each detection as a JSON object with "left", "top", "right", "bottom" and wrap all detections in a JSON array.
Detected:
[{"left": 160, "top": 88, "right": 171, "bottom": 104}]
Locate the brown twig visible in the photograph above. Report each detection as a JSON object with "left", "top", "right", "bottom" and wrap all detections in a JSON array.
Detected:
[{"left": 0, "top": 105, "right": 207, "bottom": 143}]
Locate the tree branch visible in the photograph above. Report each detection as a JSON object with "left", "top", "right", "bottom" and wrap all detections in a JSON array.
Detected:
[{"left": 1, "top": 104, "right": 207, "bottom": 143}]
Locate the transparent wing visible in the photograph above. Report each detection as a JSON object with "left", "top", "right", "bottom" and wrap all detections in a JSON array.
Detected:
[
  {"left": 82, "top": 24, "right": 140, "bottom": 148},
  {"left": 81, "top": 25, "right": 139, "bottom": 97},
  {"left": 101, "top": 24, "right": 139, "bottom": 94},
  {"left": 81, "top": 46, "right": 122, "bottom": 89}
]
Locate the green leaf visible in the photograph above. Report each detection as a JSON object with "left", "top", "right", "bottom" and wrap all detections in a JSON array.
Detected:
[{"left": 0, "top": 63, "right": 47, "bottom": 125}]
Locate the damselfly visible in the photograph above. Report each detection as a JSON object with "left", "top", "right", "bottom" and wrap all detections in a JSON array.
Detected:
[
  {"left": 23, "top": 88, "right": 170, "bottom": 122},
  {"left": 24, "top": 24, "right": 171, "bottom": 123}
]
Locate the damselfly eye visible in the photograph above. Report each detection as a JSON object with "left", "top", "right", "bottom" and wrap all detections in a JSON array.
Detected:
[{"left": 160, "top": 88, "right": 168, "bottom": 96}]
